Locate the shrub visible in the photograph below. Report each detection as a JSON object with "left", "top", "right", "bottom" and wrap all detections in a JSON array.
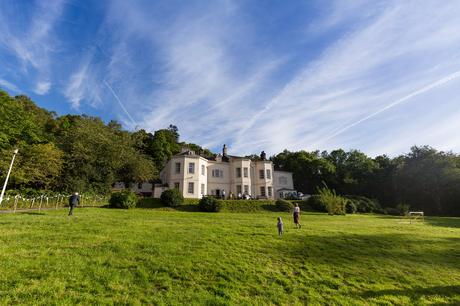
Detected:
[
  {"left": 199, "top": 196, "right": 221, "bottom": 212},
  {"left": 396, "top": 203, "right": 410, "bottom": 216},
  {"left": 385, "top": 207, "right": 400, "bottom": 216},
  {"left": 160, "top": 189, "right": 184, "bottom": 207},
  {"left": 219, "top": 200, "right": 275, "bottom": 212},
  {"left": 137, "top": 197, "right": 163, "bottom": 208},
  {"left": 345, "top": 195, "right": 380, "bottom": 213},
  {"left": 306, "top": 195, "right": 327, "bottom": 212},
  {"left": 317, "top": 185, "right": 347, "bottom": 215},
  {"left": 345, "top": 201, "right": 357, "bottom": 214},
  {"left": 276, "top": 199, "right": 294, "bottom": 212},
  {"left": 109, "top": 190, "right": 137, "bottom": 209}
]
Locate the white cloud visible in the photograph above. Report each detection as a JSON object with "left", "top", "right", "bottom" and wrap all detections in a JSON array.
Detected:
[{"left": 34, "top": 81, "right": 51, "bottom": 95}]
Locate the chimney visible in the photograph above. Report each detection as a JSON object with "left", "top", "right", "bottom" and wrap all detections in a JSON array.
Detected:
[
  {"left": 260, "top": 151, "right": 266, "bottom": 161},
  {"left": 223, "top": 144, "right": 228, "bottom": 157}
]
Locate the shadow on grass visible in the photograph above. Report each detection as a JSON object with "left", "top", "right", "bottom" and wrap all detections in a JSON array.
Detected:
[
  {"left": 360, "top": 285, "right": 460, "bottom": 299},
  {"left": 263, "top": 232, "right": 460, "bottom": 272},
  {"left": 19, "top": 212, "right": 46, "bottom": 216},
  {"left": 425, "top": 217, "right": 460, "bottom": 229}
]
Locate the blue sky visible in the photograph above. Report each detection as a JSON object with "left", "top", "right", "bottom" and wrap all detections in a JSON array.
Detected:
[{"left": 1, "top": 0, "right": 460, "bottom": 157}]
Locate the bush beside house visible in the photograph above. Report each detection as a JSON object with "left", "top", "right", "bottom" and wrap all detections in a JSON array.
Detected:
[
  {"left": 109, "top": 190, "right": 137, "bottom": 209},
  {"left": 160, "top": 189, "right": 184, "bottom": 207}
]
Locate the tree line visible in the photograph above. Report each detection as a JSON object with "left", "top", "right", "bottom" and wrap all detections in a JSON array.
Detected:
[
  {"left": 271, "top": 147, "right": 460, "bottom": 216},
  {"left": 0, "top": 90, "right": 209, "bottom": 194},
  {"left": 1, "top": 90, "right": 459, "bottom": 215}
]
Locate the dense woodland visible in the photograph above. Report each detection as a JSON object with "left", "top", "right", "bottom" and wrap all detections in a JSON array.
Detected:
[{"left": 1, "top": 90, "right": 459, "bottom": 215}]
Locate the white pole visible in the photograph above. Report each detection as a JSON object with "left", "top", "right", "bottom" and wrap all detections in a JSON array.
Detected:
[{"left": 0, "top": 149, "right": 19, "bottom": 206}]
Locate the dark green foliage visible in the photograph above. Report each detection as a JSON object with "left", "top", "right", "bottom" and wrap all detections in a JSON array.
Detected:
[
  {"left": 345, "top": 195, "right": 380, "bottom": 213},
  {"left": 137, "top": 197, "right": 163, "bottom": 208},
  {"left": 346, "top": 201, "right": 357, "bottom": 214},
  {"left": 276, "top": 199, "right": 293, "bottom": 212},
  {"left": 385, "top": 207, "right": 400, "bottom": 216},
  {"left": 199, "top": 196, "right": 221, "bottom": 212},
  {"left": 218, "top": 200, "right": 275, "bottom": 212},
  {"left": 396, "top": 203, "right": 410, "bottom": 216},
  {"left": 306, "top": 195, "right": 327, "bottom": 212},
  {"left": 109, "top": 191, "right": 137, "bottom": 209},
  {"left": 161, "top": 189, "right": 184, "bottom": 207}
]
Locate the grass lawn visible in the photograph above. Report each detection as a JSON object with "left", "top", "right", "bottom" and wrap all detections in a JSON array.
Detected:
[{"left": 0, "top": 208, "right": 459, "bottom": 305}]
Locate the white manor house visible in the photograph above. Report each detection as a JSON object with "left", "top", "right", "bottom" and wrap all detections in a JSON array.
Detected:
[{"left": 153, "top": 145, "right": 295, "bottom": 199}]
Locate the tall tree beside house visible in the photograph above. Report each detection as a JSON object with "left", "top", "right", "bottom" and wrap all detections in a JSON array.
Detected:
[{"left": 54, "top": 115, "right": 155, "bottom": 193}]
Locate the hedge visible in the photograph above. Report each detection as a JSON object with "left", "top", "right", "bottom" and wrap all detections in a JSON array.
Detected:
[{"left": 218, "top": 200, "right": 276, "bottom": 212}]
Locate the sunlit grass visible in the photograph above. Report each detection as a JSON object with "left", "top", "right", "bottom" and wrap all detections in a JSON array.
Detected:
[{"left": 0, "top": 208, "right": 459, "bottom": 305}]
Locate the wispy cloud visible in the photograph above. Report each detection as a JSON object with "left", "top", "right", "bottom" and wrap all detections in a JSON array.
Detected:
[
  {"left": 3, "top": 0, "right": 460, "bottom": 157},
  {"left": 231, "top": 1, "right": 460, "bottom": 156},
  {"left": 0, "top": 0, "right": 64, "bottom": 94},
  {"left": 0, "top": 79, "right": 20, "bottom": 93}
]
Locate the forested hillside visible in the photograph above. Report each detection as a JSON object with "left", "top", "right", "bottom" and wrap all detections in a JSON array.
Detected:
[
  {"left": 272, "top": 148, "right": 460, "bottom": 216},
  {"left": 0, "top": 90, "right": 208, "bottom": 193},
  {"left": 1, "top": 90, "right": 459, "bottom": 215}
]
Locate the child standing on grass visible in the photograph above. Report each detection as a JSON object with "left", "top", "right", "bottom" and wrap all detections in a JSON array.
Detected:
[{"left": 277, "top": 217, "right": 284, "bottom": 236}]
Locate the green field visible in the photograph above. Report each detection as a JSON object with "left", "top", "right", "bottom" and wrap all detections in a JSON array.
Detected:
[{"left": 0, "top": 208, "right": 459, "bottom": 305}]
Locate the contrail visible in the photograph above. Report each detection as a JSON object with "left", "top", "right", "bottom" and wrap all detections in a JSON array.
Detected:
[
  {"left": 103, "top": 80, "right": 137, "bottom": 128},
  {"left": 323, "top": 69, "right": 460, "bottom": 142}
]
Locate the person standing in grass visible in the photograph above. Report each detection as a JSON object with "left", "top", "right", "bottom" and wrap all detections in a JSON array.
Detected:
[
  {"left": 68, "top": 192, "right": 80, "bottom": 216},
  {"left": 277, "top": 217, "right": 284, "bottom": 236},
  {"left": 293, "top": 203, "right": 301, "bottom": 229}
]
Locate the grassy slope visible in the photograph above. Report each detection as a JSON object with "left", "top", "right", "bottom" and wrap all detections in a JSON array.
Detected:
[{"left": 0, "top": 208, "right": 459, "bottom": 305}]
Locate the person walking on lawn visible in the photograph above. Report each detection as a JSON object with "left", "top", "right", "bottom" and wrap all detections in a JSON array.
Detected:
[
  {"left": 293, "top": 203, "right": 302, "bottom": 229},
  {"left": 68, "top": 192, "right": 80, "bottom": 216}
]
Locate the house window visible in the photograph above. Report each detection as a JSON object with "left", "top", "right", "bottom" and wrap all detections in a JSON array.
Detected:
[
  {"left": 175, "top": 162, "right": 181, "bottom": 174},
  {"left": 259, "top": 169, "right": 265, "bottom": 179},
  {"left": 188, "top": 182, "right": 194, "bottom": 194},
  {"left": 201, "top": 184, "right": 205, "bottom": 195},
  {"left": 244, "top": 185, "right": 249, "bottom": 194},
  {"left": 138, "top": 182, "right": 143, "bottom": 189},
  {"left": 268, "top": 186, "right": 272, "bottom": 197},
  {"left": 212, "top": 169, "right": 224, "bottom": 178},
  {"left": 174, "top": 182, "right": 180, "bottom": 189},
  {"left": 236, "top": 185, "right": 242, "bottom": 194},
  {"left": 279, "top": 176, "right": 288, "bottom": 185},
  {"left": 260, "top": 186, "right": 266, "bottom": 197},
  {"left": 201, "top": 165, "right": 205, "bottom": 176},
  {"left": 266, "top": 169, "right": 271, "bottom": 179},
  {"left": 243, "top": 167, "right": 248, "bottom": 178},
  {"left": 188, "top": 162, "right": 195, "bottom": 174},
  {"left": 236, "top": 167, "right": 241, "bottom": 178}
]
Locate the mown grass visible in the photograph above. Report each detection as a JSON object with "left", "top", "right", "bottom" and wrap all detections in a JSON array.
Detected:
[{"left": 0, "top": 208, "right": 459, "bottom": 305}]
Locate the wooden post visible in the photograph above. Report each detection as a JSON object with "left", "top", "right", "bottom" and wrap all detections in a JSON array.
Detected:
[
  {"left": 46, "top": 197, "right": 49, "bottom": 208},
  {"left": 30, "top": 198, "right": 35, "bottom": 209},
  {"left": 55, "top": 195, "right": 59, "bottom": 210},
  {"left": 39, "top": 195, "right": 43, "bottom": 211},
  {"left": 13, "top": 195, "right": 18, "bottom": 213}
]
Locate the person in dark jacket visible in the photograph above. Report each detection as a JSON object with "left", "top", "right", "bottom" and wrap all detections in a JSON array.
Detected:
[{"left": 68, "top": 192, "right": 80, "bottom": 216}]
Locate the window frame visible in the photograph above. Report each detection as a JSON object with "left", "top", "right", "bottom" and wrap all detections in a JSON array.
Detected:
[
  {"left": 260, "top": 186, "right": 266, "bottom": 196},
  {"left": 236, "top": 167, "right": 241, "bottom": 178},
  {"left": 188, "top": 182, "right": 194, "bottom": 194},
  {"left": 175, "top": 162, "right": 181, "bottom": 174},
  {"left": 188, "top": 162, "right": 195, "bottom": 174},
  {"left": 259, "top": 169, "right": 265, "bottom": 179}
]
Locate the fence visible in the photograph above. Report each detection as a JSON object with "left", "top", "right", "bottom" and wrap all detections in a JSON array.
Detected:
[{"left": 0, "top": 194, "right": 109, "bottom": 213}]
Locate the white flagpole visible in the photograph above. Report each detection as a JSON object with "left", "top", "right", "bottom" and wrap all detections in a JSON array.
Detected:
[{"left": 0, "top": 149, "right": 19, "bottom": 206}]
